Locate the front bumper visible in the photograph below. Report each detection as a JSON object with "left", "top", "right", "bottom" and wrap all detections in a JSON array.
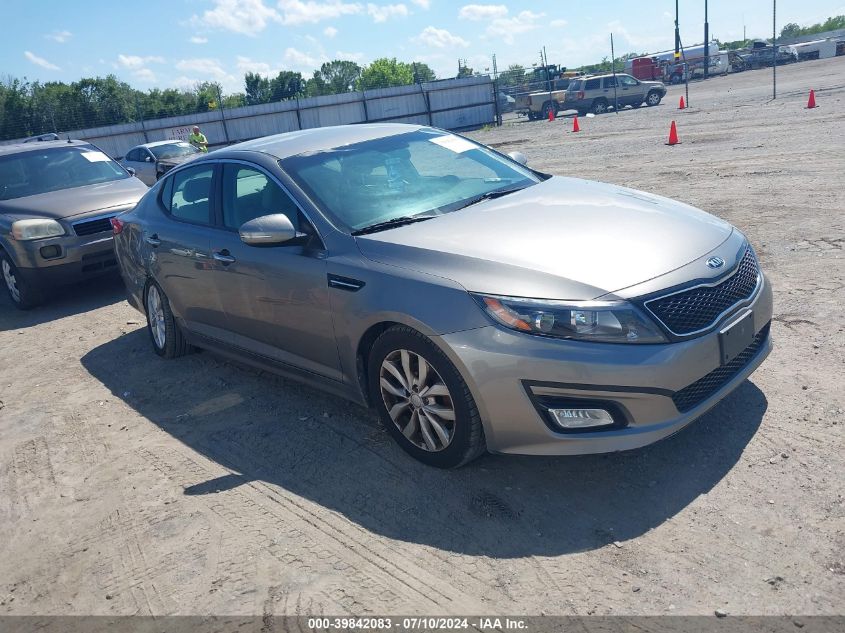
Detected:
[
  {"left": 435, "top": 275, "right": 772, "bottom": 455},
  {"left": 6, "top": 230, "right": 118, "bottom": 289}
]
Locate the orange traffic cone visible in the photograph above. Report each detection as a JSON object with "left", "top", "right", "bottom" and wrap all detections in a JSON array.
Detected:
[
  {"left": 572, "top": 116, "right": 580, "bottom": 132},
  {"left": 679, "top": 95, "right": 686, "bottom": 110},
  {"left": 807, "top": 89, "right": 817, "bottom": 108},
  {"left": 666, "top": 120, "right": 680, "bottom": 146},
  {"left": 548, "top": 109, "right": 555, "bottom": 122}
]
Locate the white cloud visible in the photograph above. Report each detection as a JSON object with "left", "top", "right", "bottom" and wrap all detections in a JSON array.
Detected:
[
  {"left": 277, "top": 0, "right": 363, "bottom": 25},
  {"left": 190, "top": 36, "right": 209, "bottom": 44},
  {"left": 367, "top": 3, "right": 408, "bottom": 23},
  {"left": 413, "top": 26, "right": 469, "bottom": 49},
  {"left": 197, "top": 0, "right": 281, "bottom": 36},
  {"left": 117, "top": 54, "right": 166, "bottom": 69},
  {"left": 335, "top": 50, "right": 365, "bottom": 62},
  {"left": 236, "top": 55, "right": 279, "bottom": 75},
  {"left": 175, "top": 58, "right": 234, "bottom": 83},
  {"left": 323, "top": 25, "right": 338, "bottom": 37},
  {"left": 458, "top": 4, "right": 507, "bottom": 21},
  {"left": 45, "top": 30, "right": 72, "bottom": 43},
  {"left": 283, "top": 47, "right": 321, "bottom": 71},
  {"left": 486, "top": 10, "right": 543, "bottom": 44},
  {"left": 172, "top": 76, "right": 200, "bottom": 90},
  {"left": 24, "top": 51, "right": 60, "bottom": 70},
  {"left": 411, "top": 0, "right": 429, "bottom": 8},
  {"left": 133, "top": 68, "right": 157, "bottom": 82},
  {"left": 550, "top": 19, "right": 568, "bottom": 28}
]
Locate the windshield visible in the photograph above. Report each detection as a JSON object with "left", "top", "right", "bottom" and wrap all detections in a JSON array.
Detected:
[
  {"left": 0, "top": 146, "right": 128, "bottom": 200},
  {"left": 150, "top": 142, "right": 200, "bottom": 160},
  {"left": 279, "top": 129, "right": 539, "bottom": 232}
]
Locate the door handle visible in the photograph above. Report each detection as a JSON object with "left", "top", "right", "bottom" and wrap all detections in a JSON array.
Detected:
[
  {"left": 145, "top": 234, "right": 161, "bottom": 247},
  {"left": 213, "top": 250, "right": 236, "bottom": 265}
]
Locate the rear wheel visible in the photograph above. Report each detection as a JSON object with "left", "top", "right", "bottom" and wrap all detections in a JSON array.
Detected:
[
  {"left": 591, "top": 99, "right": 609, "bottom": 114},
  {"left": 542, "top": 101, "right": 556, "bottom": 119},
  {"left": 145, "top": 281, "right": 189, "bottom": 358},
  {"left": 1, "top": 251, "right": 42, "bottom": 310},
  {"left": 369, "top": 326, "right": 485, "bottom": 468}
]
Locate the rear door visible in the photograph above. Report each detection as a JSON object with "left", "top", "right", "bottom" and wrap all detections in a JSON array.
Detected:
[
  {"left": 145, "top": 163, "right": 230, "bottom": 342},
  {"left": 207, "top": 161, "right": 341, "bottom": 380}
]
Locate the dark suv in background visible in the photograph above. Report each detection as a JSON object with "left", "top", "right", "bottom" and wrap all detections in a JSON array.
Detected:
[
  {"left": 565, "top": 73, "right": 666, "bottom": 115},
  {"left": 0, "top": 139, "right": 148, "bottom": 308}
]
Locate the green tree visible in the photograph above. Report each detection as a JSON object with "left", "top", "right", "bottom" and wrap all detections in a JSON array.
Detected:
[
  {"left": 412, "top": 62, "right": 437, "bottom": 83},
  {"left": 358, "top": 58, "right": 415, "bottom": 90},
  {"left": 499, "top": 64, "right": 526, "bottom": 87},
  {"left": 456, "top": 64, "right": 474, "bottom": 78},
  {"left": 244, "top": 72, "right": 272, "bottom": 105},
  {"left": 316, "top": 60, "right": 362, "bottom": 93},
  {"left": 269, "top": 71, "right": 305, "bottom": 101}
]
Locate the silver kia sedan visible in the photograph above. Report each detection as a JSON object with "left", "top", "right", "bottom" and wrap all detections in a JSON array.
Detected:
[{"left": 112, "top": 124, "right": 772, "bottom": 468}]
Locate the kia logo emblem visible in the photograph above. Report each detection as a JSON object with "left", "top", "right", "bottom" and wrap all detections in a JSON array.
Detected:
[{"left": 706, "top": 256, "right": 725, "bottom": 269}]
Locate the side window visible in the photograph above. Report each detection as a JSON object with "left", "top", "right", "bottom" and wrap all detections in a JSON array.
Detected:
[
  {"left": 126, "top": 148, "right": 140, "bottom": 162},
  {"left": 584, "top": 78, "right": 600, "bottom": 90},
  {"left": 221, "top": 164, "right": 300, "bottom": 230},
  {"left": 620, "top": 75, "right": 638, "bottom": 86},
  {"left": 603, "top": 76, "right": 617, "bottom": 88},
  {"left": 169, "top": 165, "right": 214, "bottom": 225},
  {"left": 142, "top": 149, "right": 154, "bottom": 162}
]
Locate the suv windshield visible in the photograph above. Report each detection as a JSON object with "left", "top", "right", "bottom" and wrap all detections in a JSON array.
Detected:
[
  {"left": 0, "top": 146, "right": 128, "bottom": 200},
  {"left": 150, "top": 142, "right": 200, "bottom": 160},
  {"left": 280, "top": 129, "right": 539, "bottom": 233}
]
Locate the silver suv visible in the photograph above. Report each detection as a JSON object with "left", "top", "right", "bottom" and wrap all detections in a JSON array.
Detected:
[
  {"left": 0, "top": 139, "right": 148, "bottom": 308},
  {"left": 566, "top": 73, "right": 666, "bottom": 115}
]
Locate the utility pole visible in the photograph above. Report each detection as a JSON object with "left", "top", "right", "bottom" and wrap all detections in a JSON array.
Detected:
[
  {"left": 773, "top": 0, "right": 777, "bottom": 99},
  {"left": 704, "top": 0, "right": 710, "bottom": 79},
  {"left": 611, "top": 33, "right": 619, "bottom": 113},
  {"left": 674, "top": 0, "right": 681, "bottom": 63}
]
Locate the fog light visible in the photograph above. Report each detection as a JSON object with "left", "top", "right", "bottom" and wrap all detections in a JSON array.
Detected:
[
  {"left": 549, "top": 408, "right": 615, "bottom": 430},
  {"left": 40, "top": 245, "right": 61, "bottom": 259}
]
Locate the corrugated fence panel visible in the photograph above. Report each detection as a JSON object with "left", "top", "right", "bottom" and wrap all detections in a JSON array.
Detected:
[
  {"left": 366, "top": 92, "right": 428, "bottom": 121},
  {"left": 224, "top": 111, "right": 301, "bottom": 141},
  {"left": 431, "top": 104, "right": 496, "bottom": 131},
  {"left": 299, "top": 101, "right": 366, "bottom": 129}
]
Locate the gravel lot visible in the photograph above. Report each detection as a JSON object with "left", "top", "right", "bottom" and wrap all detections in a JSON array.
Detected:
[{"left": 1, "top": 57, "right": 843, "bottom": 617}]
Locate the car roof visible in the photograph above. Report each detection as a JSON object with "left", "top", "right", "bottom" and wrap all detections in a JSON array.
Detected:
[
  {"left": 0, "top": 139, "right": 91, "bottom": 157},
  {"left": 134, "top": 140, "right": 191, "bottom": 149},
  {"left": 221, "top": 123, "right": 426, "bottom": 160}
]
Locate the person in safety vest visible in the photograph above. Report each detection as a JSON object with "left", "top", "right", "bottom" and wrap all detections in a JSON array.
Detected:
[{"left": 188, "top": 126, "right": 208, "bottom": 153}]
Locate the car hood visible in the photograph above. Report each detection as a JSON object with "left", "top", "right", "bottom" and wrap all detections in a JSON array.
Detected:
[
  {"left": 0, "top": 177, "right": 148, "bottom": 221},
  {"left": 158, "top": 153, "right": 202, "bottom": 168},
  {"left": 355, "top": 176, "right": 734, "bottom": 300}
]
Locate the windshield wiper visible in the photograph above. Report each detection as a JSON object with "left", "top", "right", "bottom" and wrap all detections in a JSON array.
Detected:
[
  {"left": 455, "top": 186, "right": 527, "bottom": 211},
  {"left": 351, "top": 215, "right": 436, "bottom": 236}
]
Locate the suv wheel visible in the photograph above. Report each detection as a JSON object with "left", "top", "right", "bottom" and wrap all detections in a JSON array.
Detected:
[
  {"left": 1, "top": 251, "right": 43, "bottom": 310},
  {"left": 591, "top": 99, "right": 609, "bottom": 114},
  {"left": 542, "top": 102, "right": 556, "bottom": 119},
  {"left": 646, "top": 90, "right": 662, "bottom": 106},
  {"left": 145, "top": 281, "right": 190, "bottom": 358},
  {"left": 369, "top": 326, "right": 486, "bottom": 468}
]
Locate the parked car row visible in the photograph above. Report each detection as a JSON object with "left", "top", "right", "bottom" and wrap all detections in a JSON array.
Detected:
[{"left": 2, "top": 124, "right": 771, "bottom": 468}]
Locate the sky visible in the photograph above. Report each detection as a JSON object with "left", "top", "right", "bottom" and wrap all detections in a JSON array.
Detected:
[{"left": 3, "top": 0, "right": 844, "bottom": 94}]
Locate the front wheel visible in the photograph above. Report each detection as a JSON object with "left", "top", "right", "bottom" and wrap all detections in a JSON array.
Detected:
[
  {"left": 369, "top": 326, "right": 486, "bottom": 468},
  {"left": 1, "top": 251, "right": 42, "bottom": 310},
  {"left": 646, "top": 90, "right": 662, "bottom": 106},
  {"left": 145, "top": 281, "right": 190, "bottom": 358}
]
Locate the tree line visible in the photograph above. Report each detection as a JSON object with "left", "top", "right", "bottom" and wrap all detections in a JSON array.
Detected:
[{"left": 0, "top": 58, "right": 438, "bottom": 141}]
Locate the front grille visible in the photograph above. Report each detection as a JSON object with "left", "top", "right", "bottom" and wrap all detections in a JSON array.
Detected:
[
  {"left": 646, "top": 248, "right": 760, "bottom": 336},
  {"left": 672, "top": 323, "right": 770, "bottom": 413},
  {"left": 73, "top": 216, "right": 115, "bottom": 236}
]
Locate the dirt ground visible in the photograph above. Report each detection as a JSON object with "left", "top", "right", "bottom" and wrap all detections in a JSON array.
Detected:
[{"left": 1, "top": 57, "right": 843, "bottom": 618}]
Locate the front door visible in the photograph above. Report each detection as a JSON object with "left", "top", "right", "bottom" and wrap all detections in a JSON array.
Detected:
[
  {"left": 208, "top": 162, "right": 341, "bottom": 381},
  {"left": 618, "top": 74, "right": 645, "bottom": 106},
  {"left": 126, "top": 148, "right": 156, "bottom": 185}
]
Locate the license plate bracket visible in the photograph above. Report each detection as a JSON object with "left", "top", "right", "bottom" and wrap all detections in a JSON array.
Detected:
[{"left": 719, "top": 311, "right": 755, "bottom": 365}]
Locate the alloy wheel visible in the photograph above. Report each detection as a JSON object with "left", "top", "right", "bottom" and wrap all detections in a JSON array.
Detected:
[
  {"left": 379, "top": 349, "right": 456, "bottom": 452},
  {"left": 146, "top": 285, "right": 167, "bottom": 349},
  {"left": 2, "top": 259, "right": 20, "bottom": 303},
  {"left": 647, "top": 92, "right": 661, "bottom": 106}
]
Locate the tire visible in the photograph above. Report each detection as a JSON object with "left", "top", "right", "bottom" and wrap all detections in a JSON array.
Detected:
[
  {"left": 590, "top": 99, "right": 608, "bottom": 114},
  {"left": 144, "top": 280, "right": 189, "bottom": 359},
  {"left": 1, "top": 250, "right": 43, "bottom": 310},
  {"left": 368, "top": 325, "right": 486, "bottom": 468},
  {"left": 542, "top": 102, "right": 556, "bottom": 119},
  {"left": 646, "top": 90, "right": 662, "bottom": 107}
]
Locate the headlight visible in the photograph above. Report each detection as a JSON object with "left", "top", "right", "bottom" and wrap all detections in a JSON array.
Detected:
[
  {"left": 11, "top": 219, "right": 65, "bottom": 241},
  {"left": 472, "top": 293, "right": 667, "bottom": 344}
]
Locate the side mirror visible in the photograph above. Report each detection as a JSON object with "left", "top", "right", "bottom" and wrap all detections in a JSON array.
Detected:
[
  {"left": 145, "top": 156, "right": 152, "bottom": 162},
  {"left": 239, "top": 213, "right": 303, "bottom": 246},
  {"left": 126, "top": 167, "right": 136, "bottom": 176},
  {"left": 507, "top": 151, "right": 528, "bottom": 166}
]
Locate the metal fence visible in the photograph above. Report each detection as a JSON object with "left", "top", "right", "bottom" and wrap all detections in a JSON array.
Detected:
[{"left": 3, "top": 76, "right": 497, "bottom": 159}]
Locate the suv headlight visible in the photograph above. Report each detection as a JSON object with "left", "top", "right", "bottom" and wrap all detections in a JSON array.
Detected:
[
  {"left": 472, "top": 293, "right": 667, "bottom": 344},
  {"left": 11, "top": 219, "right": 65, "bottom": 241}
]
